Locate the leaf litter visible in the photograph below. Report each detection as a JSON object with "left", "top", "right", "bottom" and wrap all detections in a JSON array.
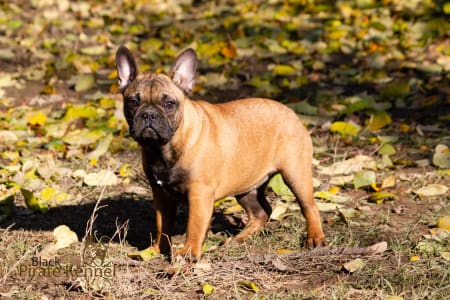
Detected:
[{"left": 0, "top": 0, "right": 449, "bottom": 298}]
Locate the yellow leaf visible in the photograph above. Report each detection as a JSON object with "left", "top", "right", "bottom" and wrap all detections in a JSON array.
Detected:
[
  {"left": 64, "top": 105, "right": 98, "bottom": 122},
  {"left": 409, "top": 255, "right": 420, "bottom": 262},
  {"left": 119, "top": 163, "right": 131, "bottom": 177},
  {"left": 39, "top": 187, "right": 57, "bottom": 201},
  {"left": 107, "top": 69, "right": 118, "bottom": 80},
  {"left": 328, "top": 186, "right": 340, "bottom": 194},
  {"left": 89, "top": 157, "right": 98, "bottom": 166},
  {"left": 399, "top": 123, "right": 410, "bottom": 132},
  {"left": 221, "top": 43, "right": 237, "bottom": 59},
  {"left": 276, "top": 248, "right": 296, "bottom": 254},
  {"left": 330, "top": 121, "right": 361, "bottom": 137},
  {"left": 21, "top": 188, "right": 48, "bottom": 213},
  {"left": 223, "top": 204, "right": 243, "bottom": 214},
  {"left": 386, "top": 296, "right": 404, "bottom": 300},
  {"left": 238, "top": 280, "right": 260, "bottom": 293},
  {"left": 128, "top": 247, "right": 159, "bottom": 261},
  {"left": 27, "top": 112, "right": 47, "bottom": 126},
  {"left": 202, "top": 283, "right": 215, "bottom": 295},
  {"left": 437, "top": 216, "right": 450, "bottom": 230},
  {"left": 367, "top": 112, "right": 392, "bottom": 132},
  {"left": 369, "top": 192, "right": 396, "bottom": 204},
  {"left": 99, "top": 97, "right": 116, "bottom": 109}
]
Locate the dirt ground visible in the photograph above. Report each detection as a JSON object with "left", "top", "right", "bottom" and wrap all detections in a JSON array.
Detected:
[{"left": 1, "top": 1, "right": 449, "bottom": 299}]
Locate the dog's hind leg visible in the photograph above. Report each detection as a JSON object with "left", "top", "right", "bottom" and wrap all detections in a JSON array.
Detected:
[{"left": 234, "top": 182, "right": 271, "bottom": 241}]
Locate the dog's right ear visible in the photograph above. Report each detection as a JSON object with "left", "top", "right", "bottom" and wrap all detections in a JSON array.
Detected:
[{"left": 115, "top": 45, "right": 138, "bottom": 92}]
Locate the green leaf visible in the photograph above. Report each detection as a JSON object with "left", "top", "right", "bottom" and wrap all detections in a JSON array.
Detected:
[
  {"left": 369, "top": 192, "right": 396, "bottom": 204},
  {"left": 75, "top": 74, "right": 95, "bottom": 92},
  {"left": 62, "top": 129, "right": 104, "bottom": 146},
  {"left": 378, "top": 144, "right": 396, "bottom": 156},
  {"left": 21, "top": 188, "right": 48, "bottom": 213},
  {"left": 268, "top": 174, "right": 295, "bottom": 201},
  {"left": 271, "top": 64, "right": 297, "bottom": 76},
  {"left": 353, "top": 170, "right": 376, "bottom": 189},
  {"left": 288, "top": 102, "right": 318, "bottom": 115},
  {"left": 330, "top": 121, "right": 361, "bottom": 137},
  {"left": 80, "top": 45, "right": 106, "bottom": 56},
  {"left": 338, "top": 98, "right": 373, "bottom": 115}
]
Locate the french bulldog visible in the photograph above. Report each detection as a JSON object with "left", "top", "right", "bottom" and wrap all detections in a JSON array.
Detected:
[{"left": 115, "top": 45, "right": 325, "bottom": 260}]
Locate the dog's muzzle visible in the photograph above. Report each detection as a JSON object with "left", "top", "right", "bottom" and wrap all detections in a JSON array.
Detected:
[{"left": 133, "top": 108, "right": 173, "bottom": 144}]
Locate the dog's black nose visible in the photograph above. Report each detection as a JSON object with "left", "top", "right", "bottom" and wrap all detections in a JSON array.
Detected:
[{"left": 141, "top": 111, "right": 157, "bottom": 122}]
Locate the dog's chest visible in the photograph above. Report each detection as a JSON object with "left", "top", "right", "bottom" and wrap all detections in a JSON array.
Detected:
[{"left": 150, "top": 162, "right": 188, "bottom": 196}]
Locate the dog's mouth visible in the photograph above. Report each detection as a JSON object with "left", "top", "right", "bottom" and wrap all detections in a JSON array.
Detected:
[{"left": 132, "top": 123, "right": 172, "bottom": 144}]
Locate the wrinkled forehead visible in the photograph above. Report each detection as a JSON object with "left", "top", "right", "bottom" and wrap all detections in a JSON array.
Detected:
[{"left": 123, "top": 73, "right": 183, "bottom": 102}]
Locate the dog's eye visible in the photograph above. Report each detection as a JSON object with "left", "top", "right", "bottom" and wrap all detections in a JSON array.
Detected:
[
  {"left": 162, "top": 95, "right": 177, "bottom": 111},
  {"left": 127, "top": 97, "right": 140, "bottom": 108}
]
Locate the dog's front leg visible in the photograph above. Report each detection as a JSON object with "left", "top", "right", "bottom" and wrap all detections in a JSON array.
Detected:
[
  {"left": 152, "top": 186, "right": 177, "bottom": 256},
  {"left": 176, "top": 184, "right": 214, "bottom": 260}
]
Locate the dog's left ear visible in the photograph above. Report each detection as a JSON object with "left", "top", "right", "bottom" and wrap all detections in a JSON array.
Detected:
[{"left": 170, "top": 48, "right": 198, "bottom": 95}]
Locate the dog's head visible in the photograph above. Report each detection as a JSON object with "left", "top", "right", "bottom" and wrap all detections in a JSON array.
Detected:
[{"left": 115, "top": 46, "right": 197, "bottom": 145}]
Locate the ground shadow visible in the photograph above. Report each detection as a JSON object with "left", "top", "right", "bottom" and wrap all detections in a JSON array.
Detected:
[{"left": 0, "top": 193, "right": 241, "bottom": 250}]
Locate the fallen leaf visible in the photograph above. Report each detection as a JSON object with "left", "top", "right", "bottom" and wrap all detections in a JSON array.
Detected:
[
  {"left": 202, "top": 283, "right": 215, "bottom": 295},
  {"left": 316, "top": 202, "right": 344, "bottom": 212},
  {"left": 342, "top": 258, "right": 365, "bottom": 273},
  {"left": 86, "top": 134, "right": 113, "bottom": 160},
  {"left": 21, "top": 188, "right": 48, "bottom": 213},
  {"left": 330, "top": 121, "right": 361, "bottom": 137},
  {"left": 27, "top": 112, "right": 47, "bottom": 126},
  {"left": 413, "top": 184, "right": 448, "bottom": 197},
  {"left": 270, "top": 202, "right": 288, "bottom": 220},
  {"left": 441, "top": 252, "right": 450, "bottom": 261},
  {"left": 63, "top": 129, "right": 104, "bottom": 146},
  {"left": 319, "top": 155, "right": 376, "bottom": 175},
  {"left": 433, "top": 144, "right": 450, "bottom": 169},
  {"left": 237, "top": 280, "right": 260, "bottom": 293},
  {"left": 268, "top": 174, "right": 295, "bottom": 201},
  {"left": 329, "top": 175, "right": 354, "bottom": 186},
  {"left": 378, "top": 144, "right": 396, "bottom": 156},
  {"left": 0, "top": 130, "right": 18, "bottom": 144},
  {"left": 381, "top": 175, "right": 396, "bottom": 189},
  {"left": 409, "top": 255, "right": 420, "bottom": 262},
  {"left": 128, "top": 247, "right": 159, "bottom": 261},
  {"left": 367, "top": 112, "right": 392, "bottom": 132},
  {"left": 437, "top": 216, "right": 450, "bottom": 230},
  {"left": 369, "top": 192, "right": 396, "bottom": 204},
  {"left": 75, "top": 74, "right": 95, "bottom": 92},
  {"left": 314, "top": 191, "right": 352, "bottom": 203},
  {"left": 83, "top": 170, "right": 119, "bottom": 186},
  {"left": 353, "top": 170, "right": 376, "bottom": 189},
  {"left": 385, "top": 296, "right": 404, "bottom": 300}
]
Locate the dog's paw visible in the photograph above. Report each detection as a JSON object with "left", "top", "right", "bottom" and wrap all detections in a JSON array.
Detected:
[
  {"left": 305, "top": 234, "right": 326, "bottom": 249},
  {"left": 174, "top": 245, "right": 201, "bottom": 262}
]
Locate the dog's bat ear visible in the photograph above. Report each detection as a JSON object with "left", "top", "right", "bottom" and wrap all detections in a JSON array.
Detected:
[
  {"left": 170, "top": 48, "right": 198, "bottom": 95},
  {"left": 115, "top": 45, "right": 138, "bottom": 92}
]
